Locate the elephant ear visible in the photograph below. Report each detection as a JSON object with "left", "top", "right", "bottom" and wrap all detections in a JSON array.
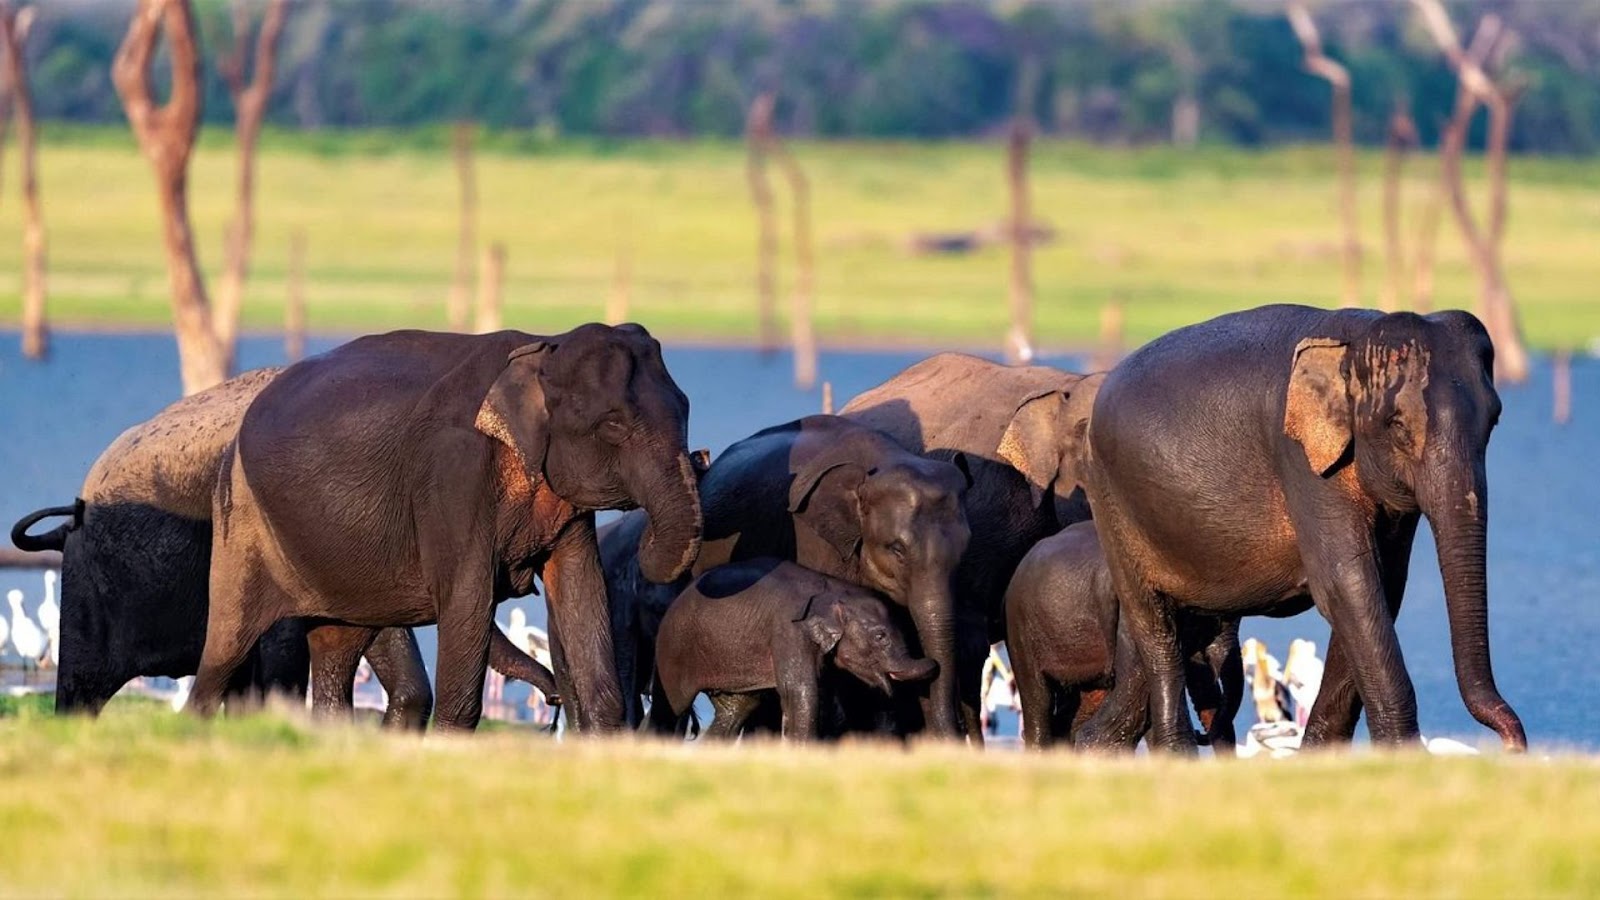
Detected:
[
  {"left": 475, "top": 341, "right": 556, "bottom": 479},
  {"left": 1284, "top": 337, "right": 1353, "bottom": 476},
  {"left": 798, "top": 595, "right": 844, "bottom": 655},
  {"left": 998, "top": 388, "right": 1071, "bottom": 509},
  {"left": 788, "top": 460, "right": 868, "bottom": 561}
]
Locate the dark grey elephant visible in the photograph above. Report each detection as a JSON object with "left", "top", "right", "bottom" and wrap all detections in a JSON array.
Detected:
[
  {"left": 9, "top": 367, "right": 557, "bottom": 724},
  {"left": 1005, "top": 522, "right": 1240, "bottom": 751},
  {"left": 649, "top": 558, "right": 938, "bottom": 741},
  {"left": 693, "top": 415, "right": 971, "bottom": 739},
  {"left": 839, "top": 354, "right": 1102, "bottom": 733},
  {"left": 1082, "top": 305, "right": 1526, "bottom": 752},
  {"left": 191, "top": 324, "right": 702, "bottom": 731}
]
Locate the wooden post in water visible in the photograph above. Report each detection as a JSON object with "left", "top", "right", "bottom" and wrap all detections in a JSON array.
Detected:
[
  {"left": 285, "top": 229, "right": 306, "bottom": 362},
  {"left": 474, "top": 242, "right": 506, "bottom": 334},
  {"left": 1553, "top": 350, "right": 1572, "bottom": 425},
  {"left": 821, "top": 381, "right": 833, "bottom": 415},
  {"left": 745, "top": 93, "right": 780, "bottom": 353},
  {"left": 766, "top": 120, "right": 817, "bottom": 389},
  {"left": 3, "top": 5, "right": 47, "bottom": 360},
  {"left": 447, "top": 122, "right": 477, "bottom": 332},
  {"left": 1094, "top": 296, "right": 1125, "bottom": 372}
]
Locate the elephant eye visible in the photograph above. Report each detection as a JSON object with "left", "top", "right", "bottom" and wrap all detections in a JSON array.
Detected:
[
  {"left": 886, "top": 540, "right": 907, "bottom": 558},
  {"left": 600, "top": 417, "right": 630, "bottom": 443},
  {"left": 874, "top": 629, "right": 890, "bottom": 644}
]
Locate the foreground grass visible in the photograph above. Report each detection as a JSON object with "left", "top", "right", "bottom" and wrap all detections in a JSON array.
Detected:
[
  {"left": 0, "top": 128, "right": 1597, "bottom": 350},
  {"left": 0, "top": 705, "right": 1596, "bottom": 897}
]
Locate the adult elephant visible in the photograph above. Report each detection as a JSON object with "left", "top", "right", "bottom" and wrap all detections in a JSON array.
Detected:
[
  {"left": 839, "top": 354, "right": 1100, "bottom": 732},
  {"left": 693, "top": 416, "right": 971, "bottom": 738},
  {"left": 1082, "top": 305, "right": 1526, "bottom": 752},
  {"left": 10, "top": 368, "right": 555, "bottom": 725},
  {"left": 191, "top": 324, "right": 702, "bottom": 731}
]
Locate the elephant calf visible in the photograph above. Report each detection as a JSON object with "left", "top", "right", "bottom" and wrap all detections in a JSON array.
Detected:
[
  {"left": 650, "top": 559, "right": 938, "bottom": 741},
  {"left": 1005, "top": 522, "right": 1241, "bottom": 752}
]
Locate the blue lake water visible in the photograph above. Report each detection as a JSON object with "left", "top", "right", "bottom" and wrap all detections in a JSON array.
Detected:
[{"left": 2, "top": 330, "right": 1596, "bottom": 749}]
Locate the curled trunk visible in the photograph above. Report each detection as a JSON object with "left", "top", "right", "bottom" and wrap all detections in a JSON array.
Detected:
[
  {"left": 1423, "top": 468, "right": 1527, "bottom": 750},
  {"left": 632, "top": 451, "right": 703, "bottom": 584}
]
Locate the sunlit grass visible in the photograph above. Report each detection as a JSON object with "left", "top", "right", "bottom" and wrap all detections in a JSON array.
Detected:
[
  {"left": 0, "top": 703, "right": 1596, "bottom": 897},
  {"left": 0, "top": 127, "right": 1597, "bottom": 350}
]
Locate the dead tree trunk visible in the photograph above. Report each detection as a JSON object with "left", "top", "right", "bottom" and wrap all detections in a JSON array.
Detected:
[
  {"left": 1286, "top": 0, "right": 1360, "bottom": 308},
  {"left": 216, "top": 0, "right": 288, "bottom": 374},
  {"left": 605, "top": 209, "right": 631, "bottom": 326},
  {"left": 114, "top": 0, "right": 226, "bottom": 395},
  {"left": 1380, "top": 103, "right": 1417, "bottom": 312},
  {"left": 1553, "top": 350, "right": 1571, "bottom": 425},
  {"left": 1413, "top": 1, "right": 1531, "bottom": 383},
  {"left": 746, "top": 93, "right": 780, "bottom": 353},
  {"left": 1093, "top": 295, "right": 1125, "bottom": 372},
  {"left": 767, "top": 132, "right": 817, "bottom": 389},
  {"left": 474, "top": 242, "right": 506, "bottom": 334},
  {"left": 1004, "top": 58, "right": 1040, "bottom": 364},
  {"left": 448, "top": 122, "right": 477, "bottom": 332},
  {"left": 285, "top": 228, "right": 306, "bottom": 363},
  {"left": 1, "top": 5, "right": 45, "bottom": 359},
  {"left": 1413, "top": 18, "right": 1503, "bottom": 315}
]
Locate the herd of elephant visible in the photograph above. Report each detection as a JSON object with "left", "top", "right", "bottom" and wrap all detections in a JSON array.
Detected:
[{"left": 10, "top": 303, "right": 1528, "bottom": 753}]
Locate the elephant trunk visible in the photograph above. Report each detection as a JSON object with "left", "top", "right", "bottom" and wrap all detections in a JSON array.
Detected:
[
  {"left": 1421, "top": 464, "right": 1527, "bottom": 751},
  {"left": 908, "top": 575, "right": 961, "bottom": 739},
  {"left": 631, "top": 450, "right": 703, "bottom": 584}
]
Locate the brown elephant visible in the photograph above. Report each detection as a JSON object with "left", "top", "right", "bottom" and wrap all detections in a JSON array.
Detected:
[
  {"left": 191, "top": 324, "right": 702, "bottom": 731},
  {"left": 9, "top": 366, "right": 558, "bottom": 725}
]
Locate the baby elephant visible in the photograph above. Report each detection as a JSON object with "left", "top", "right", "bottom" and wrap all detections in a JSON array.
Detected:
[
  {"left": 1005, "top": 522, "right": 1241, "bottom": 751},
  {"left": 650, "top": 559, "right": 939, "bottom": 741}
]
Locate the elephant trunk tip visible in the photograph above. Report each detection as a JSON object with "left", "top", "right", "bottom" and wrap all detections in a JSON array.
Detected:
[{"left": 1477, "top": 702, "right": 1527, "bottom": 752}]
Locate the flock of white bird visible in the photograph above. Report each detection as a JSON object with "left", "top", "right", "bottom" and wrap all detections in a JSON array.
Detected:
[{"left": 2, "top": 570, "right": 59, "bottom": 677}]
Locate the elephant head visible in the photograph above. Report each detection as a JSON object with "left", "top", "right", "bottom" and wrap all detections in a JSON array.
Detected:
[
  {"left": 477, "top": 322, "right": 701, "bottom": 583},
  {"left": 801, "top": 593, "right": 940, "bottom": 697},
  {"left": 1283, "top": 310, "right": 1526, "bottom": 750},
  {"left": 997, "top": 373, "right": 1104, "bottom": 525},
  {"left": 789, "top": 454, "right": 971, "bottom": 735}
]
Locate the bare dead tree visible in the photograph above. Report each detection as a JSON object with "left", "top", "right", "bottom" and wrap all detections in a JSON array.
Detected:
[
  {"left": 1286, "top": 0, "right": 1360, "bottom": 308},
  {"left": 474, "top": 241, "right": 506, "bottom": 334},
  {"left": 1413, "top": 1, "right": 1531, "bottom": 383},
  {"left": 1005, "top": 58, "right": 1040, "bottom": 364},
  {"left": 114, "top": 0, "right": 226, "bottom": 395},
  {"left": 1380, "top": 102, "right": 1418, "bottom": 312},
  {"left": 215, "top": 0, "right": 288, "bottom": 373},
  {"left": 604, "top": 209, "right": 631, "bottom": 325},
  {"left": 285, "top": 228, "right": 306, "bottom": 363},
  {"left": 447, "top": 122, "right": 477, "bottom": 332},
  {"left": 766, "top": 128, "right": 817, "bottom": 389},
  {"left": 1, "top": 4, "right": 44, "bottom": 359},
  {"left": 746, "top": 93, "right": 780, "bottom": 353},
  {"left": 1552, "top": 349, "right": 1571, "bottom": 425},
  {"left": 1413, "top": 17, "right": 1503, "bottom": 314}
]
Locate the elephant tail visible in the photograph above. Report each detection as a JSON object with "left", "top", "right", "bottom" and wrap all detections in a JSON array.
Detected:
[{"left": 11, "top": 499, "right": 83, "bottom": 552}]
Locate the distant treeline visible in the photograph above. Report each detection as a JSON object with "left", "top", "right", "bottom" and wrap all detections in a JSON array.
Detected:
[{"left": 25, "top": 0, "right": 1600, "bottom": 153}]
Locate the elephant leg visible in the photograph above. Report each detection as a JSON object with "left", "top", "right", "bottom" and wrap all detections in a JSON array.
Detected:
[
  {"left": 542, "top": 514, "right": 624, "bottom": 732},
  {"left": 1010, "top": 643, "right": 1052, "bottom": 750},
  {"left": 1298, "top": 523, "right": 1418, "bottom": 745},
  {"left": 1184, "top": 650, "right": 1224, "bottom": 747},
  {"left": 1051, "top": 688, "right": 1082, "bottom": 746},
  {"left": 1204, "top": 619, "right": 1242, "bottom": 756},
  {"left": 1303, "top": 516, "right": 1418, "bottom": 748},
  {"left": 489, "top": 627, "right": 561, "bottom": 703},
  {"left": 1112, "top": 584, "right": 1192, "bottom": 752},
  {"left": 955, "top": 622, "right": 988, "bottom": 744},
  {"left": 305, "top": 623, "right": 378, "bottom": 723},
  {"left": 433, "top": 588, "right": 494, "bottom": 732},
  {"left": 1075, "top": 624, "right": 1151, "bottom": 751},
  {"left": 192, "top": 518, "right": 283, "bottom": 716},
  {"left": 365, "top": 627, "right": 435, "bottom": 730},
  {"left": 705, "top": 693, "right": 763, "bottom": 740},
  {"left": 777, "top": 681, "right": 821, "bottom": 742}
]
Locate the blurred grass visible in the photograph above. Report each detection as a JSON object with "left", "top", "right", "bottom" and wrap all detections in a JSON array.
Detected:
[
  {"left": 0, "top": 705, "right": 1596, "bottom": 897},
  {"left": 0, "top": 126, "right": 1597, "bottom": 349}
]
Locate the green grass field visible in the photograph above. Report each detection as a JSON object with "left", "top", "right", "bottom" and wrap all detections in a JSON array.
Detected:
[
  {"left": 0, "top": 700, "right": 1597, "bottom": 896},
  {"left": 0, "top": 127, "right": 1596, "bottom": 350}
]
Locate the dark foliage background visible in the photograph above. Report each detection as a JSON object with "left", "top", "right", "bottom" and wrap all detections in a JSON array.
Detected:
[{"left": 28, "top": 0, "right": 1600, "bottom": 152}]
